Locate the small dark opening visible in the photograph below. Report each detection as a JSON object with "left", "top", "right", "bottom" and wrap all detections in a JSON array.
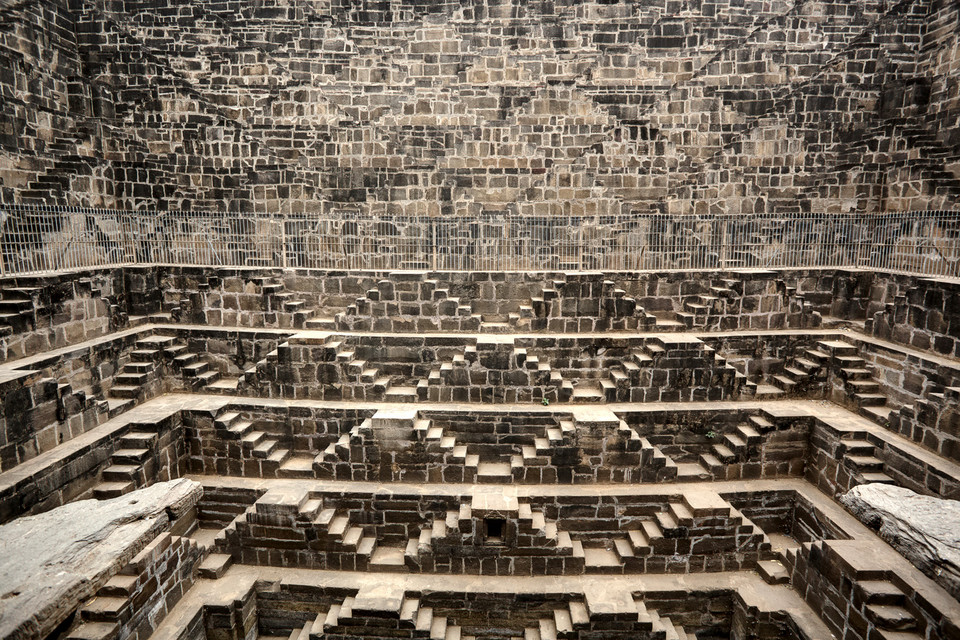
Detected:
[{"left": 485, "top": 518, "right": 505, "bottom": 543}]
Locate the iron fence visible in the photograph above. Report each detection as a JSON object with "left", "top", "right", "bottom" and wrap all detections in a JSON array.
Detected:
[{"left": 0, "top": 205, "right": 958, "bottom": 277}]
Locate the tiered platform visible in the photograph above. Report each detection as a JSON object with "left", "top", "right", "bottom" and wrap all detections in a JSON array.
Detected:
[{"left": 1, "top": 267, "right": 960, "bottom": 640}]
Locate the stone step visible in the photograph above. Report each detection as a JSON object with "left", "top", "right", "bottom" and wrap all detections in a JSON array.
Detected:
[
  {"left": 369, "top": 545, "right": 408, "bottom": 572},
  {"left": 855, "top": 393, "right": 888, "bottom": 407},
  {"left": 198, "top": 553, "right": 233, "bottom": 579},
  {"left": 111, "top": 448, "right": 150, "bottom": 464},
  {"left": 712, "top": 443, "right": 737, "bottom": 463},
  {"left": 582, "top": 545, "right": 622, "bottom": 571},
  {"left": 120, "top": 432, "right": 157, "bottom": 448},
  {"left": 847, "top": 379, "right": 880, "bottom": 393},
  {"left": 736, "top": 424, "right": 762, "bottom": 444},
  {"left": 108, "top": 385, "right": 141, "bottom": 399},
  {"left": 105, "top": 398, "right": 134, "bottom": 418},
  {"left": 430, "top": 615, "right": 448, "bottom": 640},
  {"left": 817, "top": 340, "right": 858, "bottom": 355},
  {"left": 539, "top": 617, "right": 557, "bottom": 640},
  {"left": 845, "top": 455, "right": 885, "bottom": 472},
  {"left": 80, "top": 596, "right": 129, "bottom": 622},
  {"left": 757, "top": 560, "right": 790, "bottom": 585},
  {"left": 173, "top": 352, "right": 198, "bottom": 366},
  {"left": 252, "top": 438, "right": 280, "bottom": 458},
  {"left": 181, "top": 361, "right": 209, "bottom": 376},
  {"left": 207, "top": 377, "right": 240, "bottom": 392},
  {"left": 858, "top": 471, "right": 897, "bottom": 485},
  {"left": 841, "top": 367, "right": 873, "bottom": 379},
  {"left": 783, "top": 366, "right": 808, "bottom": 380},
  {"left": 65, "top": 623, "right": 120, "bottom": 640},
  {"left": 655, "top": 511, "right": 679, "bottom": 531},
  {"left": 102, "top": 465, "right": 139, "bottom": 482},
  {"left": 862, "top": 405, "right": 897, "bottom": 425},
  {"left": 195, "top": 370, "right": 221, "bottom": 386},
  {"left": 793, "top": 357, "right": 821, "bottom": 373},
  {"left": 864, "top": 605, "right": 917, "bottom": 631},
  {"left": 92, "top": 482, "right": 134, "bottom": 500},
  {"left": 856, "top": 581, "right": 908, "bottom": 606},
  {"left": 748, "top": 415, "right": 775, "bottom": 432},
  {"left": 803, "top": 348, "right": 831, "bottom": 363},
  {"left": 753, "top": 384, "right": 785, "bottom": 398},
  {"left": 97, "top": 574, "right": 137, "bottom": 598},
  {"left": 114, "top": 372, "right": 148, "bottom": 386},
  {"left": 279, "top": 455, "right": 316, "bottom": 479},
  {"left": 415, "top": 605, "right": 434, "bottom": 632}
]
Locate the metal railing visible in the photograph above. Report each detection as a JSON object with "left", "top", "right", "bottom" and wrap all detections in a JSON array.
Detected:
[{"left": 1, "top": 205, "right": 958, "bottom": 277}]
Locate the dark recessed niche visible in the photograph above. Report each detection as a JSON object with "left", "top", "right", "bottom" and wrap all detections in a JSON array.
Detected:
[{"left": 485, "top": 518, "right": 506, "bottom": 544}]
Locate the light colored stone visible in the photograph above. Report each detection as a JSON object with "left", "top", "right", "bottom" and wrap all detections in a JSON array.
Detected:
[
  {"left": 0, "top": 479, "right": 202, "bottom": 640},
  {"left": 840, "top": 483, "right": 960, "bottom": 598}
]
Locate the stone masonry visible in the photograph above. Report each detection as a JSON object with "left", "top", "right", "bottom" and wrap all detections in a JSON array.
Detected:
[
  {"left": 0, "top": 0, "right": 959, "bottom": 215},
  {"left": 1, "top": 1, "right": 960, "bottom": 640}
]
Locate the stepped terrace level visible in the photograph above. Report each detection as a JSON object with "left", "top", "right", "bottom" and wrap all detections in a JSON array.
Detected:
[{"left": 1, "top": 207, "right": 960, "bottom": 640}]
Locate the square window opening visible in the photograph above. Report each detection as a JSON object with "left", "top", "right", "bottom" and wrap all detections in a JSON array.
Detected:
[{"left": 485, "top": 518, "right": 506, "bottom": 544}]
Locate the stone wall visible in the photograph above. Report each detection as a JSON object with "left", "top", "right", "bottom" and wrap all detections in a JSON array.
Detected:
[
  {"left": 0, "top": 0, "right": 957, "bottom": 213},
  {"left": 0, "top": 270, "right": 126, "bottom": 362},
  {"left": 143, "top": 267, "right": 865, "bottom": 333},
  {"left": 866, "top": 273, "right": 960, "bottom": 357},
  {"left": 0, "top": 410, "right": 187, "bottom": 524},
  {"left": 918, "top": 0, "right": 960, "bottom": 150}
]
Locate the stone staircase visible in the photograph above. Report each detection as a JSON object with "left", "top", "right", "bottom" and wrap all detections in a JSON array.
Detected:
[
  {"left": 739, "top": 339, "right": 834, "bottom": 399},
  {"left": 317, "top": 336, "right": 416, "bottom": 402},
  {"left": 784, "top": 541, "right": 929, "bottom": 640},
  {"left": 314, "top": 409, "right": 425, "bottom": 481},
  {"left": 838, "top": 435, "right": 896, "bottom": 487},
  {"left": 92, "top": 425, "right": 161, "bottom": 499},
  {"left": 213, "top": 409, "right": 291, "bottom": 474},
  {"left": 18, "top": 125, "right": 107, "bottom": 205},
  {"left": 314, "top": 593, "right": 469, "bottom": 640},
  {"left": 315, "top": 417, "right": 376, "bottom": 477},
  {"left": 699, "top": 418, "right": 766, "bottom": 473},
  {"left": 107, "top": 335, "right": 169, "bottom": 411},
  {"left": 638, "top": 436, "right": 679, "bottom": 482},
  {"left": 311, "top": 501, "right": 378, "bottom": 563},
  {"left": 65, "top": 532, "right": 202, "bottom": 640},
  {"left": 325, "top": 274, "right": 480, "bottom": 332},
  {"left": 258, "top": 276, "right": 312, "bottom": 329},
  {"left": 163, "top": 273, "right": 311, "bottom": 328},
  {"left": 525, "top": 601, "right": 591, "bottom": 640},
  {"left": 625, "top": 492, "right": 771, "bottom": 569},
  {"left": 678, "top": 280, "right": 742, "bottom": 328},
  {"left": 221, "top": 489, "right": 376, "bottom": 569},
  {"left": 0, "top": 286, "right": 40, "bottom": 335},
  {"left": 812, "top": 339, "right": 898, "bottom": 424},
  {"left": 419, "top": 341, "right": 570, "bottom": 404},
  {"left": 517, "top": 278, "right": 658, "bottom": 332}
]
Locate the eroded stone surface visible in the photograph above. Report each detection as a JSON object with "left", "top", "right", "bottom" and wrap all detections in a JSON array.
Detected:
[
  {"left": 0, "top": 478, "right": 202, "bottom": 640},
  {"left": 840, "top": 482, "right": 960, "bottom": 598}
]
